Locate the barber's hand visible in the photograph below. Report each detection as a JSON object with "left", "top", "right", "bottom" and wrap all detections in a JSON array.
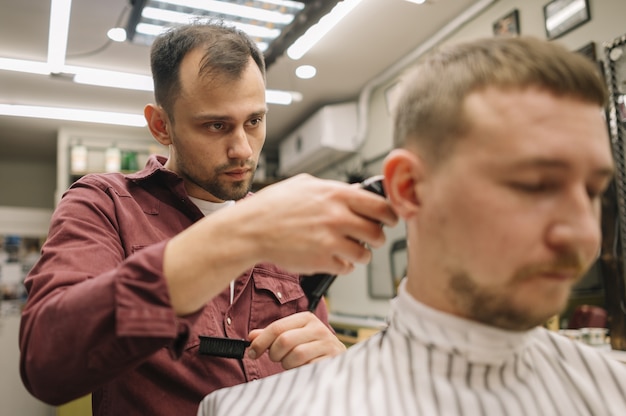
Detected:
[
  {"left": 238, "top": 174, "right": 398, "bottom": 276},
  {"left": 163, "top": 174, "right": 397, "bottom": 316},
  {"left": 246, "top": 312, "right": 346, "bottom": 370}
]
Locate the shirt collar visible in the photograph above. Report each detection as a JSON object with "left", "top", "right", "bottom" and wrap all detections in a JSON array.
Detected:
[
  {"left": 390, "top": 279, "right": 538, "bottom": 365},
  {"left": 126, "top": 154, "right": 173, "bottom": 182}
]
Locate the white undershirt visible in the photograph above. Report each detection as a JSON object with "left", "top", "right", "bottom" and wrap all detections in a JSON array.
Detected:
[{"left": 187, "top": 196, "right": 236, "bottom": 304}]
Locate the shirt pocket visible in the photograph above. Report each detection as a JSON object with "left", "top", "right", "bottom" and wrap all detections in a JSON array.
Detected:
[
  {"left": 183, "top": 295, "right": 228, "bottom": 351},
  {"left": 249, "top": 266, "right": 308, "bottom": 330}
]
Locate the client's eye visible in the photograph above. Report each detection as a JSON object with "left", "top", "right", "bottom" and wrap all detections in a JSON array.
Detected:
[{"left": 511, "top": 182, "right": 554, "bottom": 193}]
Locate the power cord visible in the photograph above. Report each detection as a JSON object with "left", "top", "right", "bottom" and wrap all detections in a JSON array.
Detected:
[{"left": 66, "top": 5, "right": 130, "bottom": 59}]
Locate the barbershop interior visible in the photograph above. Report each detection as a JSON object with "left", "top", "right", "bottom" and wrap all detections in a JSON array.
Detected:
[{"left": 2, "top": 0, "right": 626, "bottom": 414}]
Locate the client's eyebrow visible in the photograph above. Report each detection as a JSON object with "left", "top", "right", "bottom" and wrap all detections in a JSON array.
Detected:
[{"left": 510, "top": 158, "right": 615, "bottom": 180}]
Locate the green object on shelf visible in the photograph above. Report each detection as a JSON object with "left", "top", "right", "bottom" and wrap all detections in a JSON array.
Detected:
[{"left": 122, "top": 151, "right": 138, "bottom": 171}]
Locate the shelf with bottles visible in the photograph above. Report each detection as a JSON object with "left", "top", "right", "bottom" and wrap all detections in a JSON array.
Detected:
[
  {"left": 56, "top": 129, "right": 164, "bottom": 204},
  {"left": 68, "top": 141, "right": 165, "bottom": 178}
]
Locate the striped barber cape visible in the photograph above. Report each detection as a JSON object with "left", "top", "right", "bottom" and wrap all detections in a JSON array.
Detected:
[{"left": 198, "top": 282, "right": 626, "bottom": 416}]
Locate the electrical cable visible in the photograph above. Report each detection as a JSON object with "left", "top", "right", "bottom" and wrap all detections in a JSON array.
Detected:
[{"left": 66, "top": 5, "right": 130, "bottom": 59}]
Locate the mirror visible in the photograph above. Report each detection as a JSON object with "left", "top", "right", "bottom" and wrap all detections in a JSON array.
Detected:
[{"left": 602, "top": 33, "right": 626, "bottom": 350}]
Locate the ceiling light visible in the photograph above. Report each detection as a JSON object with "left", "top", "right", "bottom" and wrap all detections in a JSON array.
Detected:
[
  {"left": 0, "top": 58, "right": 50, "bottom": 75},
  {"left": 266, "top": 90, "right": 297, "bottom": 105},
  {"left": 0, "top": 57, "right": 301, "bottom": 105},
  {"left": 156, "top": 0, "right": 298, "bottom": 24},
  {"left": 47, "top": 0, "right": 73, "bottom": 73},
  {"left": 70, "top": 64, "right": 300, "bottom": 104},
  {"left": 126, "top": 0, "right": 304, "bottom": 51},
  {"left": 287, "top": 0, "right": 362, "bottom": 60},
  {"left": 71, "top": 66, "right": 154, "bottom": 91},
  {"left": 295, "top": 65, "right": 317, "bottom": 79},
  {"left": 289, "top": 91, "right": 303, "bottom": 102},
  {"left": 107, "top": 27, "right": 128, "bottom": 42},
  {"left": 267, "top": 89, "right": 302, "bottom": 105},
  {"left": 0, "top": 104, "right": 147, "bottom": 127}
]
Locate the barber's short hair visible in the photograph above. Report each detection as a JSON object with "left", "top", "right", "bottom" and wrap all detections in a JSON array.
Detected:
[
  {"left": 150, "top": 21, "right": 266, "bottom": 117},
  {"left": 393, "top": 36, "right": 607, "bottom": 161}
]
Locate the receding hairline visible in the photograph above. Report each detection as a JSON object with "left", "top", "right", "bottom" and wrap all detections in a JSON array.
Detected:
[{"left": 149, "top": 22, "right": 266, "bottom": 118}]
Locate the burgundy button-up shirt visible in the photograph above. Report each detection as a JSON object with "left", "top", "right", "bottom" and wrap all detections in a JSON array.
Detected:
[{"left": 19, "top": 155, "right": 330, "bottom": 416}]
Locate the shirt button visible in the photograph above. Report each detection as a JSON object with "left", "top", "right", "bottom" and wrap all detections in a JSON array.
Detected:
[
  {"left": 226, "top": 317, "right": 232, "bottom": 325},
  {"left": 276, "top": 292, "right": 282, "bottom": 300}
]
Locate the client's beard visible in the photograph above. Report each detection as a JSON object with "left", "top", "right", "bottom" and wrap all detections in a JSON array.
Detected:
[{"left": 447, "top": 252, "right": 586, "bottom": 331}]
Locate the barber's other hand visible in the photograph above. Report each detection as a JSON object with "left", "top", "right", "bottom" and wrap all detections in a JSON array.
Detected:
[
  {"left": 239, "top": 174, "right": 398, "bottom": 276},
  {"left": 247, "top": 312, "right": 346, "bottom": 370}
]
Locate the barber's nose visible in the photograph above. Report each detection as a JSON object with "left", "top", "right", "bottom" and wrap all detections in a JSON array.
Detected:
[
  {"left": 545, "top": 187, "right": 601, "bottom": 257},
  {"left": 227, "top": 127, "right": 253, "bottom": 160}
]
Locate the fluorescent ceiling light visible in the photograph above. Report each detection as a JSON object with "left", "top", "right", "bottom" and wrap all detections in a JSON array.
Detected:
[
  {"left": 70, "top": 66, "right": 154, "bottom": 91},
  {"left": 0, "top": 58, "right": 50, "bottom": 75},
  {"left": 267, "top": 89, "right": 302, "bottom": 105},
  {"left": 0, "top": 104, "right": 147, "bottom": 127},
  {"left": 135, "top": 22, "right": 167, "bottom": 37},
  {"left": 136, "top": 9, "right": 281, "bottom": 44},
  {"left": 70, "top": 64, "right": 298, "bottom": 104},
  {"left": 143, "top": 2, "right": 296, "bottom": 25},
  {"left": 47, "top": 0, "right": 73, "bottom": 73},
  {"left": 287, "top": 0, "right": 362, "bottom": 60},
  {"left": 266, "top": 90, "right": 295, "bottom": 105},
  {"left": 224, "top": 22, "right": 281, "bottom": 40},
  {"left": 0, "top": 57, "right": 300, "bottom": 105},
  {"left": 127, "top": 0, "right": 304, "bottom": 49}
]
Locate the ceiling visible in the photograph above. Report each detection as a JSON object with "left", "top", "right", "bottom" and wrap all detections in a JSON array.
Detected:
[{"left": 0, "top": 0, "right": 486, "bottom": 164}]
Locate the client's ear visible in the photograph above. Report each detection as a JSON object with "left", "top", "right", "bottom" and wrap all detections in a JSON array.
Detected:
[
  {"left": 383, "top": 149, "right": 422, "bottom": 219},
  {"left": 144, "top": 104, "right": 172, "bottom": 146}
]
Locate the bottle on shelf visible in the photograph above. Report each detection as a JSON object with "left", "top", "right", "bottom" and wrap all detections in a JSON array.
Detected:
[
  {"left": 105, "top": 144, "right": 122, "bottom": 173},
  {"left": 70, "top": 141, "right": 88, "bottom": 173}
]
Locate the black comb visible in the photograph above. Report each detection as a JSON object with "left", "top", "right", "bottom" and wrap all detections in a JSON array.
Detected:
[
  {"left": 301, "top": 175, "right": 387, "bottom": 312},
  {"left": 198, "top": 336, "right": 251, "bottom": 359}
]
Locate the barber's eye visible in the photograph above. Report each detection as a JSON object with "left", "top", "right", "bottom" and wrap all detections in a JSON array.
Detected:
[{"left": 249, "top": 117, "right": 263, "bottom": 126}]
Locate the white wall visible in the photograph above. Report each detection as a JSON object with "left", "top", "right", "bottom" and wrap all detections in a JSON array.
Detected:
[
  {"left": 325, "top": 0, "right": 626, "bottom": 319},
  {"left": 0, "top": 160, "right": 56, "bottom": 209}
]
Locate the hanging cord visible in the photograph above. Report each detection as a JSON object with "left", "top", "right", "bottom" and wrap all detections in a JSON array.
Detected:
[{"left": 66, "top": 5, "right": 130, "bottom": 59}]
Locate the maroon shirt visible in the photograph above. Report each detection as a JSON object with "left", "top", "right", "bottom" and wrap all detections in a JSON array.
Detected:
[{"left": 19, "top": 155, "right": 329, "bottom": 416}]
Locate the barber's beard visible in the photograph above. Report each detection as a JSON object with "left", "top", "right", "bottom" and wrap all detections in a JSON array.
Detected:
[
  {"left": 178, "top": 156, "right": 256, "bottom": 201},
  {"left": 446, "top": 252, "right": 587, "bottom": 331},
  {"left": 204, "top": 161, "right": 257, "bottom": 201}
]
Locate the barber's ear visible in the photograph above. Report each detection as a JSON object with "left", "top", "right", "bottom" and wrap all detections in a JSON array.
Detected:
[
  {"left": 144, "top": 104, "right": 172, "bottom": 146},
  {"left": 383, "top": 149, "right": 422, "bottom": 219}
]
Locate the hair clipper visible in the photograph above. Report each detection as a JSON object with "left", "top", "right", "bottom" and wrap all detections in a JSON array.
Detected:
[{"left": 300, "top": 175, "right": 386, "bottom": 312}]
